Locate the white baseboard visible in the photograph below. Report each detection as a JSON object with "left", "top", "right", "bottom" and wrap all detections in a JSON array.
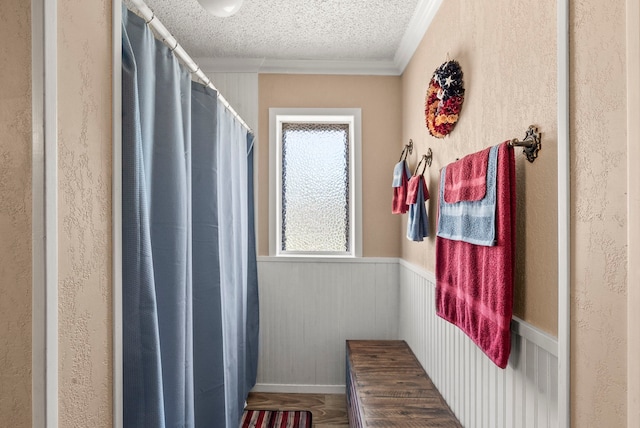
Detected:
[{"left": 252, "top": 383, "right": 346, "bottom": 395}]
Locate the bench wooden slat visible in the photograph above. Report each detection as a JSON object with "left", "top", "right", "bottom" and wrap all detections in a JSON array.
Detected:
[{"left": 346, "top": 340, "right": 461, "bottom": 427}]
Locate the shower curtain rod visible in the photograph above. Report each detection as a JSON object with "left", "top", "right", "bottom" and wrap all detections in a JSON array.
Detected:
[{"left": 128, "top": 0, "right": 252, "bottom": 133}]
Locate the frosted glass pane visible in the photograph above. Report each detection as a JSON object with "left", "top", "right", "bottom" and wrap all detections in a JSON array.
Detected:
[{"left": 281, "top": 123, "right": 350, "bottom": 252}]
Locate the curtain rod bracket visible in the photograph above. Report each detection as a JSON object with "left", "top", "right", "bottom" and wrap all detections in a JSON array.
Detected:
[{"left": 509, "top": 125, "right": 542, "bottom": 163}]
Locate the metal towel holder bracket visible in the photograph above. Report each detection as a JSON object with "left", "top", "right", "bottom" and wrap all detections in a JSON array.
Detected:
[
  {"left": 509, "top": 125, "right": 542, "bottom": 163},
  {"left": 399, "top": 139, "right": 414, "bottom": 162},
  {"left": 413, "top": 148, "right": 433, "bottom": 176}
]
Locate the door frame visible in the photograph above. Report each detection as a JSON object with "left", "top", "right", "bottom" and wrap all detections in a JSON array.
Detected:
[
  {"left": 110, "top": 1, "right": 574, "bottom": 427},
  {"left": 557, "top": 0, "right": 571, "bottom": 427},
  {"left": 112, "top": 1, "right": 123, "bottom": 428},
  {"left": 32, "top": 0, "right": 59, "bottom": 425},
  {"left": 627, "top": 0, "right": 640, "bottom": 425}
]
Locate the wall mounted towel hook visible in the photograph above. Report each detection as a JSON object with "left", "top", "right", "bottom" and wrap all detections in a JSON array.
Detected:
[
  {"left": 399, "top": 139, "right": 414, "bottom": 162},
  {"left": 413, "top": 151, "right": 432, "bottom": 176},
  {"left": 509, "top": 125, "right": 542, "bottom": 163}
]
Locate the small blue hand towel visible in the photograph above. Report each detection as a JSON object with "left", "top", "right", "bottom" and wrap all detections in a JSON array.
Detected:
[
  {"left": 392, "top": 161, "right": 410, "bottom": 187},
  {"left": 407, "top": 179, "right": 429, "bottom": 241},
  {"left": 436, "top": 144, "right": 499, "bottom": 246}
]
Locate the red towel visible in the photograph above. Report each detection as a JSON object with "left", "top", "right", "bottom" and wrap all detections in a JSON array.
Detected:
[
  {"left": 444, "top": 146, "right": 491, "bottom": 203},
  {"left": 392, "top": 171, "right": 409, "bottom": 214},
  {"left": 435, "top": 142, "right": 515, "bottom": 368},
  {"left": 406, "top": 175, "right": 429, "bottom": 205}
]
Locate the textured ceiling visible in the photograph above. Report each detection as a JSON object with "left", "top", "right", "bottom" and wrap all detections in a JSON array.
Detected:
[{"left": 132, "top": 0, "right": 421, "bottom": 62}]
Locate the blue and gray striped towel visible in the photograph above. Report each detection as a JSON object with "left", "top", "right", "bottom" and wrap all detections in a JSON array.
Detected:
[{"left": 436, "top": 144, "right": 499, "bottom": 246}]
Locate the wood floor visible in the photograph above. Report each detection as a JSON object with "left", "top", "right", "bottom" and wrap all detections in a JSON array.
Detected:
[{"left": 245, "top": 392, "right": 349, "bottom": 427}]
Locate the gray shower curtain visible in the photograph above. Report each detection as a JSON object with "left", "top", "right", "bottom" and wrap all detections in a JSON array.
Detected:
[{"left": 122, "top": 8, "right": 259, "bottom": 428}]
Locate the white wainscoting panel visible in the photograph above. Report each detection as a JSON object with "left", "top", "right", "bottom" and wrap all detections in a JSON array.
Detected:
[
  {"left": 399, "top": 260, "right": 559, "bottom": 428},
  {"left": 255, "top": 257, "right": 399, "bottom": 392}
]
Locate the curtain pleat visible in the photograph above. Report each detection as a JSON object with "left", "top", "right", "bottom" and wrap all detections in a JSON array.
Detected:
[
  {"left": 122, "top": 8, "right": 258, "bottom": 428},
  {"left": 217, "top": 102, "right": 248, "bottom": 427},
  {"left": 123, "top": 8, "right": 194, "bottom": 428},
  {"left": 245, "top": 133, "right": 259, "bottom": 396},
  {"left": 191, "top": 83, "right": 226, "bottom": 427},
  {"left": 122, "top": 9, "right": 167, "bottom": 428}
]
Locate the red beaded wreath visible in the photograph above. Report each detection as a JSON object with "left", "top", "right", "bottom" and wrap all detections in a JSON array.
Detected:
[{"left": 425, "top": 60, "right": 465, "bottom": 138}]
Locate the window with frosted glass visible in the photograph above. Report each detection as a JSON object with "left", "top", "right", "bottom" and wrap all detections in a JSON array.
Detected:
[{"left": 280, "top": 123, "right": 350, "bottom": 253}]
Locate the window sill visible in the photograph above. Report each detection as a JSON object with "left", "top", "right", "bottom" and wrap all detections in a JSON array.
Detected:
[{"left": 257, "top": 256, "right": 399, "bottom": 264}]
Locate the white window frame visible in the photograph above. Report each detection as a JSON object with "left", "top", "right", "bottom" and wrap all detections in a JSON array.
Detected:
[{"left": 269, "top": 108, "right": 362, "bottom": 258}]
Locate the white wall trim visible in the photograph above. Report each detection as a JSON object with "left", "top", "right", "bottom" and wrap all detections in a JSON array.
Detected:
[
  {"left": 252, "top": 384, "right": 346, "bottom": 395},
  {"left": 511, "top": 316, "right": 558, "bottom": 356},
  {"left": 557, "top": 0, "right": 571, "bottom": 426},
  {"left": 194, "top": 57, "right": 401, "bottom": 75},
  {"left": 353, "top": 110, "right": 363, "bottom": 258},
  {"left": 195, "top": 57, "right": 265, "bottom": 73},
  {"left": 112, "top": 1, "right": 123, "bottom": 428},
  {"left": 32, "top": 0, "right": 58, "bottom": 425},
  {"left": 260, "top": 59, "right": 399, "bottom": 76},
  {"left": 627, "top": 0, "right": 640, "bottom": 425},
  {"left": 398, "top": 258, "right": 436, "bottom": 283}
]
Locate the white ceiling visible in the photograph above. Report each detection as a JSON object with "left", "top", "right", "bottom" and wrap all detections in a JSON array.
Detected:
[{"left": 127, "top": 0, "right": 441, "bottom": 75}]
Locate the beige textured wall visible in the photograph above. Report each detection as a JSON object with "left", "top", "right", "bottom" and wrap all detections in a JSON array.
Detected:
[
  {"left": 571, "top": 0, "right": 628, "bottom": 426},
  {"left": 0, "top": 1, "right": 32, "bottom": 426},
  {"left": 57, "top": 0, "right": 112, "bottom": 426},
  {"left": 400, "top": 0, "right": 558, "bottom": 335},
  {"left": 257, "top": 74, "right": 403, "bottom": 257}
]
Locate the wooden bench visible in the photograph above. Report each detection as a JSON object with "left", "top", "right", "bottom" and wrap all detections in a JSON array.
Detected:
[{"left": 346, "top": 340, "right": 461, "bottom": 427}]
